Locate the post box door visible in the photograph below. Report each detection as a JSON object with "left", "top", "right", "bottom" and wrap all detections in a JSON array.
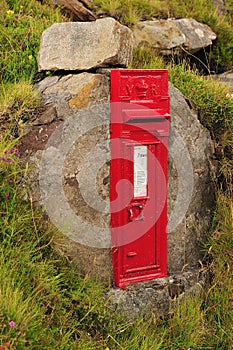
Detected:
[{"left": 111, "top": 135, "right": 168, "bottom": 288}]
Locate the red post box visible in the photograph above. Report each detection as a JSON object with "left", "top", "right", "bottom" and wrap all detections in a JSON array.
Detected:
[{"left": 110, "top": 69, "right": 170, "bottom": 288}]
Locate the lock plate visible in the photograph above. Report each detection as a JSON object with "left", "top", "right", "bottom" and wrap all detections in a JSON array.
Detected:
[{"left": 128, "top": 204, "right": 144, "bottom": 221}]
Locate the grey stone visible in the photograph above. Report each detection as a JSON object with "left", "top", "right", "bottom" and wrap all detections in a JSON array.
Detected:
[
  {"left": 23, "top": 71, "right": 216, "bottom": 313},
  {"left": 172, "top": 18, "right": 217, "bottom": 53},
  {"left": 133, "top": 18, "right": 217, "bottom": 54},
  {"left": 107, "top": 269, "right": 205, "bottom": 319},
  {"left": 38, "top": 104, "right": 112, "bottom": 281},
  {"left": 36, "top": 73, "right": 110, "bottom": 119},
  {"left": 37, "top": 18, "right": 134, "bottom": 71},
  {"left": 133, "top": 19, "right": 185, "bottom": 53},
  {"left": 28, "top": 77, "right": 215, "bottom": 284}
]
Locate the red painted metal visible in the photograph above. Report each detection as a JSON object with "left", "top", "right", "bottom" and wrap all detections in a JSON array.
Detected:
[{"left": 110, "top": 69, "right": 170, "bottom": 288}]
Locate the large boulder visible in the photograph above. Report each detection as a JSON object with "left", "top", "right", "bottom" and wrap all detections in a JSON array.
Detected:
[
  {"left": 21, "top": 73, "right": 215, "bottom": 282},
  {"left": 37, "top": 18, "right": 134, "bottom": 71},
  {"left": 19, "top": 70, "right": 216, "bottom": 316},
  {"left": 107, "top": 83, "right": 215, "bottom": 318}
]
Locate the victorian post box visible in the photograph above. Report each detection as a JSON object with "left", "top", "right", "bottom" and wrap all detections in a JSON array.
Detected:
[{"left": 110, "top": 69, "right": 170, "bottom": 288}]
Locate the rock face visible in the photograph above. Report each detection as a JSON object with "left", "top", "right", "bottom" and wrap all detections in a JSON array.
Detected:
[
  {"left": 37, "top": 18, "right": 134, "bottom": 71},
  {"left": 107, "top": 269, "right": 208, "bottom": 319},
  {"left": 36, "top": 73, "right": 110, "bottom": 118},
  {"left": 133, "top": 18, "right": 216, "bottom": 54},
  {"left": 38, "top": 103, "right": 113, "bottom": 281}
]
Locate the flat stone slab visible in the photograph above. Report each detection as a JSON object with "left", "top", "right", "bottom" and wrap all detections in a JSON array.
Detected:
[{"left": 37, "top": 18, "right": 134, "bottom": 71}]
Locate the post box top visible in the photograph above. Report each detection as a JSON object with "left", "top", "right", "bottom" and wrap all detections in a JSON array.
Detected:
[
  {"left": 110, "top": 69, "right": 169, "bottom": 105},
  {"left": 110, "top": 69, "right": 170, "bottom": 120}
]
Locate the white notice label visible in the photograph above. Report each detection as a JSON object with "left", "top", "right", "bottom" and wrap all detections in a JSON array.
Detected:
[{"left": 134, "top": 145, "right": 147, "bottom": 197}]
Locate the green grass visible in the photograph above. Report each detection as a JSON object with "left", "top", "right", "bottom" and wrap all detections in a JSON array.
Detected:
[
  {"left": 93, "top": 0, "right": 169, "bottom": 25},
  {"left": 0, "top": 0, "right": 233, "bottom": 349},
  {"left": 0, "top": 81, "right": 42, "bottom": 125},
  {"left": 0, "top": 0, "right": 66, "bottom": 83},
  {"left": 202, "top": 191, "right": 233, "bottom": 349}
]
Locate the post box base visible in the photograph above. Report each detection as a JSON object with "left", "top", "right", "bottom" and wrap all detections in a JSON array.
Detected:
[{"left": 106, "top": 268, "right": 209, "bottom": 319}]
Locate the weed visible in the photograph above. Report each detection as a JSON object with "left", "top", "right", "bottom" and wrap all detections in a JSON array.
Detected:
[{"left": 131, "top": 48, "right": 166, "bottom": 69}]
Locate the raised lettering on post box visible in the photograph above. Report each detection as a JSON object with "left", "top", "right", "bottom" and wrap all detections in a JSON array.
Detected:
[{"left": 110, "top": 69, "right": 170, "bottom": 288}]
